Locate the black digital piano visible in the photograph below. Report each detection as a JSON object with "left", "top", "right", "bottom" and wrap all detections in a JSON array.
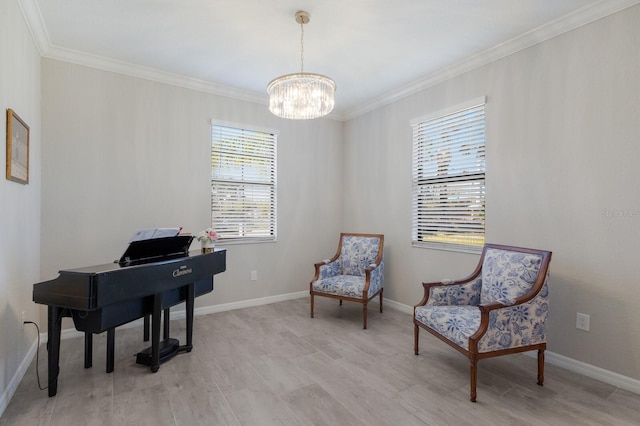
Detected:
[{"left": 33, "top": 236, "right": 226, "bottom": 397}]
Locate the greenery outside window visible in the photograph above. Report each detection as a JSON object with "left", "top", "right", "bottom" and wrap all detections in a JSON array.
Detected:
[
  {"left": 211, "top": 121, "right": 277, "bottom": 243},
  {"left": 411, "top": 98, "right": 486, "bottom": 253}
]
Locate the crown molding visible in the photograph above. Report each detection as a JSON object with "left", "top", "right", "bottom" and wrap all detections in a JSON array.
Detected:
[
  {"left": 18, "top": 0, "right": 639, "bottom": 123},
  {"left": 17, "top": 0, "right": 49, "bottom": 55},
  {"left": 43, "top": 44, "right": 349, "bottom": 121},
  {"left": 16, "top": 0, "right": 269, "bottom": 106},
  {"left": 342, "top": 0, "right": 640, "bottom": 120},
  {"left": 44, "top": 44, "right": 270, "bottom": 105}
]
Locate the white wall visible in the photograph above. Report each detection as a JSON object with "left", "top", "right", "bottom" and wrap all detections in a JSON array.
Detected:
[
  {"left": 40, "top": 60, "right": 344, "bottom": 321},
  {"left": 344, "top": 6, "right": 640, "bottom": 380},
  {"left": 0, "top": 0, "right": 42, "bottom": 413}
]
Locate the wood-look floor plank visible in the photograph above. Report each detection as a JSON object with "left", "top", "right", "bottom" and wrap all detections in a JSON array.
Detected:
[
  {"left": 3, "top": 297, "right": 640, "bottom": 426},
  {"left": 283, "top": 383, "right": 366, "bottom": 426}
]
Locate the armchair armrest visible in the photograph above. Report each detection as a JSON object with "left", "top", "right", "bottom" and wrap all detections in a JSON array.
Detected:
[
  {"left": 414, "top": 281, "right": 448, "bottom": 308},
  {"left": 470, "top": 278, "right": 550, "bottom": 353},
  {"left": 313, "top": 258, "right": 341, "bottom": 281},
  {"left": 364, "top": 262, "right": 380, "bottom": 273},
  {"left": 477, "top": 300, "right": 509, "bottom": 313},
  {"left": 363, "top": 260, "right": 384, "bottom": 296},
  {"left": 469, "top": 275, "right": 547, "bottom": 350},
  {"left": 415, "top": 276, "right": 483, "bottom": 308}
]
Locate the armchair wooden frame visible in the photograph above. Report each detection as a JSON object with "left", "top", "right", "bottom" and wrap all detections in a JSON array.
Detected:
[
  {"left": 310, "top": 233, "right": 384, "bottom": 329},
  {"left": 413, "top": 244, "right": 552, "bottom": 402}
]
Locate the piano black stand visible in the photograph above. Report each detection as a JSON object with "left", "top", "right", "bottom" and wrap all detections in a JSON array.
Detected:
[
  {"left": 72, "top": 283, "right": 196, "bottom": 373},
  {"left": 35, "top": 248, "right": 226, "bottom": 397}
]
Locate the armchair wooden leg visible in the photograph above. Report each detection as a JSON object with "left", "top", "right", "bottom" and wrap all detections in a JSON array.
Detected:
[
  {"left": 379, "top": 289, "right": 383, "bottom": 313},
  {"left": 339, "top": 299, "right": 343, "bottom": 306},
  {"left": 310, "top": 294, "right": 314, "bottom": 318},
  {"left": 414, "top": 324, "right": 419, "bottom": 355},
  {"left": 537, "top": 349, "right": 545, "bottom": 386},
  {"left": 363, "top": 302, "right": 368, "bottom": 329},
  {"left": 470, "top": 360, "right": 478, "bottom": 402}
]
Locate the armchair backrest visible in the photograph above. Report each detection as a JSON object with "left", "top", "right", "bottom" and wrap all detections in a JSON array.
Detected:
[
  {"left": 339, "top": 233, "right": 384, "bottom": 277},
  {"left": 480, "top": 245, "right": 551, "bottom": 305}
]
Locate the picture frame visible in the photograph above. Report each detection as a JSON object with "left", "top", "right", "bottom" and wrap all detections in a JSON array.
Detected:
[{"left": 6, "top": 108, "right": 30, "bottom": 184}]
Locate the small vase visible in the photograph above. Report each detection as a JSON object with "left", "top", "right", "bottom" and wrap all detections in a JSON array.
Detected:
[{"left": 200, "top": 240, "right": 214, "bottom": 254}]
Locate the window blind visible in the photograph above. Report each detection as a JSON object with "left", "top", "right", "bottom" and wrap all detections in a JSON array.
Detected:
[
  {"left": 211, "top": 123, "right": 277, "bottom": 242},
  {"left": 411, "top": 101, "right": 486, "bottom": 253}
]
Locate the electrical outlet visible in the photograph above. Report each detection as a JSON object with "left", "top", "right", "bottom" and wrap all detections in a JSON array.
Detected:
[
  {"left": 21, "top": 311, "right": 26, "bottom": 328},
  {"left": 251, "top": 271, "right": 257, "bottom": 281},
  {"left": 576, "top": 312, "right": 590, "bottom": 331}
]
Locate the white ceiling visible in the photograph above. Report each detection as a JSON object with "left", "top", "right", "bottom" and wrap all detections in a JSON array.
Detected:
[{"left": 22, "top": 0, "right": 638, "bottom": 119}]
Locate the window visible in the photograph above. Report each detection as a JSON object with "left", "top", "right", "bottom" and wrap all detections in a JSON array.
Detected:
[
  {"left": 411, "top": 98, "right": 486, "bottom": 253},
  {"left": 211, "top": 122, "right": 277, "bottom": 243}
]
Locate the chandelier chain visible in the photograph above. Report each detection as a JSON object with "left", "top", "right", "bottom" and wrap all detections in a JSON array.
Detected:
[{"left": 300, "top": 20, "right": 304, "bottom": 73}]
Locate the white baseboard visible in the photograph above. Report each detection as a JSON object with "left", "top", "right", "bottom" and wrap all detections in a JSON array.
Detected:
[
  {"left": 541, "top": 351, "right": 640, "bottom": 395},
  {"left": 384, "top": 298, "right": 414, "bottom": 314},
  {"left": 0, "top": 337, "right": 38, "bottom": 418},
  {"left": 5, "top": 290, "right": 638, "bottom": 418},
  {"left": 192, "top": 290, "right": 309, "bottom": 317}
]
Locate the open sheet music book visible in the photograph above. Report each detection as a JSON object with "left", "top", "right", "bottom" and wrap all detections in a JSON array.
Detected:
[
  {"left": 130, "top": 227, "right": 182, "bottom": 242},
  {"left": 116, "top": 227, "right": 194, "bottom": 266}
]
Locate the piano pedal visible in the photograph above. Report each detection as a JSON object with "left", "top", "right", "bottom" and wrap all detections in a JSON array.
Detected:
[{"left": 135, "top": 338, "right": 181, "bottom": 369}]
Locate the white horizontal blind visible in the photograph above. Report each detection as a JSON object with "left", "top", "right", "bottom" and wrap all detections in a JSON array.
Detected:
[
  {"left": 411, "top": 102, "right": 485, "bottom": 252},
  {"left": 211, "top": 123, "right": 277, "bottom": 242}
]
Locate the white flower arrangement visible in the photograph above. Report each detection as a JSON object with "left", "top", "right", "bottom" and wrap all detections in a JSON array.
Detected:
[{"left": 196, "top": 228, "right": 219, "bottom": 243}]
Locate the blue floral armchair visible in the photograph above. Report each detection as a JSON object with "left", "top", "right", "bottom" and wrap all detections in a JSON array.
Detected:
[
  {"left": 310, "top": 233, "right": 384, "bottom": 329},
  {"left": 413, "top": 244, "right": 552, "bottom": 402}
]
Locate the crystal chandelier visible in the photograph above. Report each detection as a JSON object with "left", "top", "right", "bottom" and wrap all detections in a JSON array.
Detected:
[{"left": 267, "top": 11, "right": 336, "bottom": 120}]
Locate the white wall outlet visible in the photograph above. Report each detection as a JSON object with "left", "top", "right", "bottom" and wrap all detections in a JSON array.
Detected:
[
  {"left": 576, "top": 312, "right": 590, "bottom": 331},
  {"left": 251, "top": 271, "right": 257, "bottom": 281}
]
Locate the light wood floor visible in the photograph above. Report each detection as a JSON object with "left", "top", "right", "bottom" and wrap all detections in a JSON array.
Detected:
[{"left": 2, "top": 297, "right": 639, "bottom": 425}]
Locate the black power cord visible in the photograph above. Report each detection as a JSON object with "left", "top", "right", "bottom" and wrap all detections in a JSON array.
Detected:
[{"left": 23, "top": 321, "right": 53, "bottom": 391}]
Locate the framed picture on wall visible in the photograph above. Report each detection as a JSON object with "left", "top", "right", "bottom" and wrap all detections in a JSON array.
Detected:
[{"left": 6, "top": 108, "right": 30, "bottom": 184}]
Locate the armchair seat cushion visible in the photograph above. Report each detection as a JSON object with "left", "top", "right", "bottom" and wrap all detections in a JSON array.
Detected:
[
  {"left": 312, "top": 275, "right": 370, "bottom": 298},
  {"left": 415, "top": 305, "right": 480, "bottom": 350}
]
